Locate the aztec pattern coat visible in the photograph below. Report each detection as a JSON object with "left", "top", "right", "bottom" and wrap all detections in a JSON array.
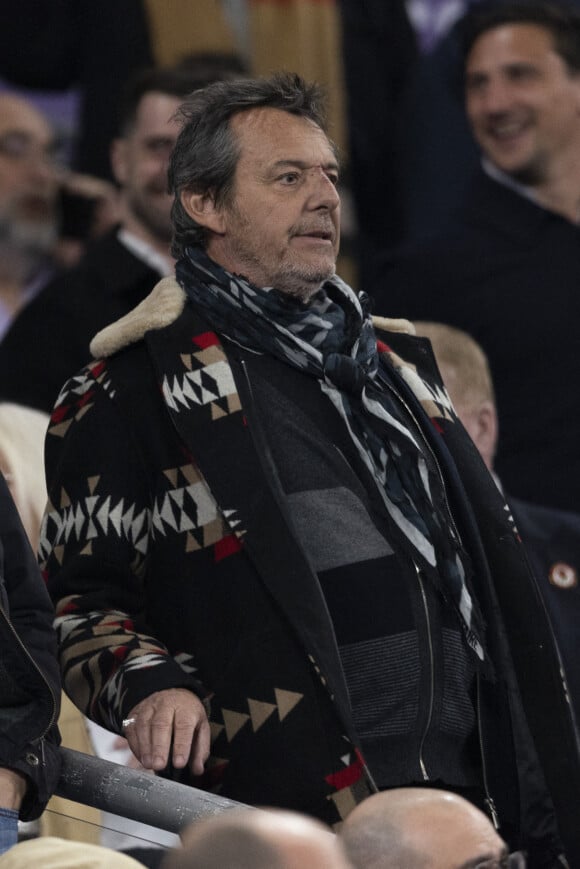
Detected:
[{"left": 41, "top": 278, "right": 579, "bottom": 863}]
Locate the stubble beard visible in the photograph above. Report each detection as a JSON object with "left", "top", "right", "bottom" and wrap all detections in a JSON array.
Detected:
[
  {"left": 224, "top": 207, "right": 336, "bottom": 302},
  {"left": 224, "top": 237, "right": 335, "bottom": 301},
  {"left": 0, "top": 210, "right": 58, "bottom": 281},
  {"left": 271, "top": 258, "right": 336, "bottom": 302}
]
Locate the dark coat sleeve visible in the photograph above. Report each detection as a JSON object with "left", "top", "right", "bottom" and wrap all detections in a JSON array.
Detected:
[
  {"left": 42, "top": 364, "right": 208, "bottom": 733},
  {"left": 0, "top": 475, "right": 61, "bottom": 820}
]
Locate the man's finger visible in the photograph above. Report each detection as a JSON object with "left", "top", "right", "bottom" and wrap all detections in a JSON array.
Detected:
[
  {"left": 188, "top": 715, "right": 211, "bottom": 777},
  {"left": 170, "top": 715, "right": 196, "bottom": 770},
  {"left": 172, "top": 694, "right": 208, "bottom": 770},
  {"left": 147, "top": 716, "right": 176, "bottom": 771}
]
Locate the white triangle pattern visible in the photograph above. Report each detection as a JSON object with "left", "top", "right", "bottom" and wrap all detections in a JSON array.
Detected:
[
  {"left": 39, "top": 478, "right": 229, "bottom": 564},
  {"left": 162, "top": 360, "right": 237, "bottom": 414}
]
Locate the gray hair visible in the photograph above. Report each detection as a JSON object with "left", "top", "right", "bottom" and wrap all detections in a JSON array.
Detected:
[{"left": 168, "top": 72, "right": 330, "bottom": 257}]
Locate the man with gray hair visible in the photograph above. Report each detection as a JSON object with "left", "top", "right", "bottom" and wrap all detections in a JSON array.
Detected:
[{"left": 42, "top": 73, "right": 578, "bottom": 865}]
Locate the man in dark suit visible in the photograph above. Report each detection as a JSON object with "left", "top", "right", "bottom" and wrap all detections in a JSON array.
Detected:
[
  {"left": 0, "top": 66, "right": 217, "bottom": 414},
  {"left": 373, "top": 1, "right": 580, "bottom": 513},
  {"left": 415, "top": 320, "right": 580, "bottom": 732}
]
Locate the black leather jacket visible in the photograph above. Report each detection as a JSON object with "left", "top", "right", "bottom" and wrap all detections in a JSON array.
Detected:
[{"left": 0, "top": 475, "right": 61, "bottom": 819}]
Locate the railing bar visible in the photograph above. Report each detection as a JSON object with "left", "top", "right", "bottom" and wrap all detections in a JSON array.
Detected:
[{"left": 55, "top": 747, "right": 250, "bottom": 835}]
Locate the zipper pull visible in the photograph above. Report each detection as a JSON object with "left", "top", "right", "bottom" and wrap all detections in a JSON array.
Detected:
[
  {"left": 484, "top": 796, "right": 500, "bottom": 830},
  {"left": 362, "top": 761, "right": 379, "bottom": 794}
]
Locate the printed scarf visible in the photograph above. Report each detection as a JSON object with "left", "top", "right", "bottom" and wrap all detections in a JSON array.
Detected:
[{"left": 176, "top": 247, "right": 487, "bottom": 665}]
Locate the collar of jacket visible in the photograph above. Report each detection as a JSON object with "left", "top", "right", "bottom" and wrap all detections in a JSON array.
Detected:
[{"left": 91, "top": 277, "right": 418, "bottom": 359}]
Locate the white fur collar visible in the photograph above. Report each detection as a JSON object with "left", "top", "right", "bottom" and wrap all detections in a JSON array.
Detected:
[
  {"left": 89, "top": 276, "right": 416, "bottom": 360},
  {"left": 372, "top": 315, "right": 416, "bottom": 336},
  {"left": 90, "top": 277, "right": 186, "bottom": 359}
]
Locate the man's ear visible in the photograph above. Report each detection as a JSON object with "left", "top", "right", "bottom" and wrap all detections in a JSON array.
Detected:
[
  {"left": 475, "top": 400, "right": 499, "bottom": 470},
  {"left": 180, "top": 189, "right": 226, "bottom": 235}
]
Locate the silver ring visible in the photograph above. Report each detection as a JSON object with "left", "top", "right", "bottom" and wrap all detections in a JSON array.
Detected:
[{"left": 122, "top": 717, "right": 137, "bottom": 728}]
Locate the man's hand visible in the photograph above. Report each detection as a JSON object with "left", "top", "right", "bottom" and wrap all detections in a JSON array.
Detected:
[{"left": 122, "top": 688, "right": 210, "bottom": 776}]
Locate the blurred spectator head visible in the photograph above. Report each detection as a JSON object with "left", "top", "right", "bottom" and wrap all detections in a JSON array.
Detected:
[
  {"left": 112, "top": 64, "right": 246, "bottom": 250},
  {"left": 341, "top": 787, "right": 511, "bottom": 869},
  {"left": 0, "top": 93, "right": 60, "bottom": 263},
  {"left": 168, "top": 72, "right": 329, "bottom": 257},
  {"left": 0, "top": 402, "right": 49, "bottom": 548},
  {"left": 0, "top": 835, "right": 145, "bottom": 868},
  {"left": 414, "top": 321, "right": 498, "bottom": 471},
  {"left": 162, "top": 807, "right": 352, "bottom": 869},
  {"left": 462, "top": 1, "right": 580, "bottom": 186}
]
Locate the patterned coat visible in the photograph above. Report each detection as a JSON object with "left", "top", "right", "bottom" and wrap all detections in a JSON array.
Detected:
[{"left": 42, "top": 278, "right": 579, "bottom": 861}]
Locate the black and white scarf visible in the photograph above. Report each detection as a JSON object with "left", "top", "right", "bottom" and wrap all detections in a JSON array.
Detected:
[{"left": 176, "top": 247, "right": 487, "bottom": 665}]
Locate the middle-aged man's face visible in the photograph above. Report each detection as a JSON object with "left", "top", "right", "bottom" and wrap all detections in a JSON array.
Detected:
[
  {"left": 112, "top": 91, "right": 182, "bottom": 244},
  {"left": 465, "top": 23, "right": 580, "bottom": 184},
  {"left": 0, "top": 94, "right": 59, "bottom": 254},
  {"left": 199, "top": 107, "right": 341, "bottom": 301}
]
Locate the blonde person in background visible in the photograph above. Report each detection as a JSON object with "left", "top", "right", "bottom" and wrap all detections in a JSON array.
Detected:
[
  {"left": 0, "top": 836, "right": 144, "bottom": 868},
  {"left": 0, "top": 402, "right": 49, "bottom": 548}
]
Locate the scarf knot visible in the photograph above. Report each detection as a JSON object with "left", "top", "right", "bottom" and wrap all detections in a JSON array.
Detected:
[{"left": 323, "top": 352, "right": 367, "bottom": 396}]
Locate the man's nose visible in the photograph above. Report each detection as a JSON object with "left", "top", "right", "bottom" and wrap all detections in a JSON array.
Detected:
[
  {"left": 476, "top": 78, "right": 514, "bottom": 115},
  {"left": 307, "top": 167, "right": 340, "bottom": 210}
]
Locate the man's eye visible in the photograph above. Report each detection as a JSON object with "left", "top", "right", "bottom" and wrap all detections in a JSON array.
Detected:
[
  {"left": 465, "top": 75, "right": 487, "bottom": 94},
  {"left": 280, "top": 172, "right": 300, "bottom": 184},
  {"left": 508, "top": 65, "right": 537, "bottom": 82},
  {"left": 146, "top": 140, "right": 175, "bottom": 155},
  {"left": 327, "top": 174, "right": 339, "bottom": 186}
]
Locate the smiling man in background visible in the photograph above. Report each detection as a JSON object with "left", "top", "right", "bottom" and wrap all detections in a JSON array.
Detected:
[{"left": 374, "top": 1, "right": 580, "bottom": 515}]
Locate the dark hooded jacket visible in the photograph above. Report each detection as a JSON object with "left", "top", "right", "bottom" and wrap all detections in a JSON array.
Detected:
[{"left": 0, "top": 475, "right": 61, "bottom": 819}]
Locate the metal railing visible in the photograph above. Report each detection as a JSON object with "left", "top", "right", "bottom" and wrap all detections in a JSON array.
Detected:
[{"left": 55, "top": 748, "right": 248, "bottom": 834}]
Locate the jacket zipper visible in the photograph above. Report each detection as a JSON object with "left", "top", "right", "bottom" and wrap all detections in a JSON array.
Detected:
[
  {"left": 415, "top": 562, "right": 434, "bottom": 781},
  {"left": 238, "top": 357, "right": 381, "bottom": 796},
  {"left": 476, "top": 674, "right": 500, "bottom": 829},
  {"left": 378, "top": 371, "right": 500, "bottom": 815}
]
